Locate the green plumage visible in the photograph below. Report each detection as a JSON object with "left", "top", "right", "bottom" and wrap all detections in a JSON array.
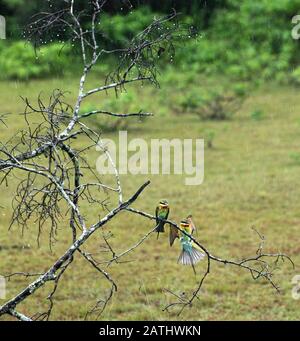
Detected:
[
  {"left": 177, "top": 219, "right": 205, "bottom": 273},
  {"left": 156, "top": 207, "right": 169, "bottom": 232},
  {"left": 155, "top": 200, "right": 169, "bottom": 236}
]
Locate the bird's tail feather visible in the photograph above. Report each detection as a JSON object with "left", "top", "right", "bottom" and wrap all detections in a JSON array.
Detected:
[
  {"left": 155, "top": 221, "right": 165, "bottom": 233},
  {"left": 178, "top": 247, "right": 205, "bottom": 266}
]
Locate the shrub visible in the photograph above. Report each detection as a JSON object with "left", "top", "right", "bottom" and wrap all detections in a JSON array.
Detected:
[
  {"left": 174, "top": 0, "right": 300, "bottom": 83},
  {"left": 0, "top": 41, "right": 73, "bottom": 80},
  {"left": 100, "top": 7, "right": 155, "bottom": 47},
  {"left": 289, "top": 66, "right": 300, "bottom": 86},
  {"left": 177, "top": 85, "right": 247, "bottom": 120},
  {"left": 250, "top": 109, "right": 265, "bottom": 121},
  {"left": 205, "top": 130, "right": 216, "bottom": 149}
]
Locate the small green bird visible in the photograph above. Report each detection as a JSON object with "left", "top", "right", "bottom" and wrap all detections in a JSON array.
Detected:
[
  {"left": 169, "top": 215, "right": 195, "bottom": 247},
  {"left": 155, "top": 199, "right": 170, "bottom": 238},
  {"left": 177, "top": 219, "right": 205, "bottom": 274}
]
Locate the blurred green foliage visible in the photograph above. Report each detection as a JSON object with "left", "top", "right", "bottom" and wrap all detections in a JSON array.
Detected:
[
  {"left": 100, "top": 7, "right": 154, "bottom": 46},
  {"left": 205, "top": 130, "right": 216, "bottom": 149},
  {"left": 289, "top": 66, "right": 300, "bottom": 85},
  {"left": 176, "top": 0, "right": 300, "bottom": 82},
  {"left": 0, "top": 0, "right": 222, "bottom": 38},
  {"left": 250, "top": 109, "right": 266, "bottom": 121},
  {"left": 177, "top": 86, "right": 247, "bottom": 120},
  {"left": 0, "top": 1, "right": 300, "bottom": 83},
  {"left": 0, "top": 41, "right": 73, "bottom": 80}
]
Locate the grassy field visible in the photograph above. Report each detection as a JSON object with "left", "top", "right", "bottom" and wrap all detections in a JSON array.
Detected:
[{"left": 0, "top": 73, "right": 300, "bottom": 321}]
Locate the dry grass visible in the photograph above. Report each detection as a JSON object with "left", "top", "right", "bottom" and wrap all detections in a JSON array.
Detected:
[{"left": 0, "top": 75, "right": 299, "bottom": 320}]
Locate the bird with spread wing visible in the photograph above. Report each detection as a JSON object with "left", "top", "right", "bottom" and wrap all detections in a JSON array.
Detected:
[{"left": 169, "top": 215, "right": 205, "bottom": 274}]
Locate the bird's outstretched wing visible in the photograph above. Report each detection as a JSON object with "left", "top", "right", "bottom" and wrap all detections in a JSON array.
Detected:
[
  {"left": 169, "top": 225, "right": 179, "bottom": 246},
  {"left": 187, "top": 216, "right": 196, "bottom": 235}
]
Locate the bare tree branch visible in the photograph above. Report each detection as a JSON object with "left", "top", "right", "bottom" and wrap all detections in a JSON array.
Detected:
[{"left": 127, "top": 207, "right": 294, "bottom": 315}]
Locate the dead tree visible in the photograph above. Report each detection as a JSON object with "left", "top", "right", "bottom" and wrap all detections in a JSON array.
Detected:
[{"left": 0, "top": 1, "right": 293, "bottom": 320}]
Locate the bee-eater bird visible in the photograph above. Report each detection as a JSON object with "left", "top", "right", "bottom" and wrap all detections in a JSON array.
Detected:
[
  {"left": 155, "top": 199, "right": 169, "bottom": 238},
  {"left": 177, "top": 219, "right": 205, "bottom": 274},
  {"left": 170, "top": 215, "right": 197, "bottom": 246}
]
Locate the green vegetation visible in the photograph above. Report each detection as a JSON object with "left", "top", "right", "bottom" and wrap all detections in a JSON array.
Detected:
[
  {"left": 177, "top": 86, "right": 247, "bottom": 120},
  {"left": 1, "top": 1, "right": 300, "bottom": 84},
  {"left": 177, "top": 0, "right": 300, "bottom": 82},
  {"left": 250, "top": 109, "right": 266, "bottom": 121},
  {"left": 0, "top": 41, "right": 73, "bottom": 80}
]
